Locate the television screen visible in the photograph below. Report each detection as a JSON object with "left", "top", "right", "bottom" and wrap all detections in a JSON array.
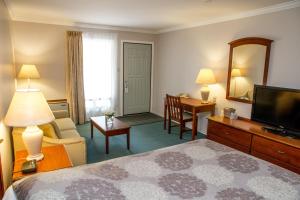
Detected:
[{"left": 251, "top": 85, "right": 300, "bottom": 133}]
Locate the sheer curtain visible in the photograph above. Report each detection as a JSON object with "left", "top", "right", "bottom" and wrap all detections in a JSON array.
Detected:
[{"left": 82, "top": 32, "right": 118, "bottom": 119}]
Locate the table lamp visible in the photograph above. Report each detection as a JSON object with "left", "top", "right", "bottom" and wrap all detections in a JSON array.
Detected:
[
  {"left": 5, "top": 89, "right": 54, "bottom": 161},
  {"left": 231, "top": 68, "right": 242, "bottom": 97},
  {"left": 195, "top": 68, "right": 216, "bottom": 103},
  {"left": 18, "top": 64, "right": 40, "bottom": 88}
]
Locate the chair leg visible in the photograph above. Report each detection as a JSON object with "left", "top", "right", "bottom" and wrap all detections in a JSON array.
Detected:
[
  {"left": 168, "top": 118, "right": 171, "bottom": 134},
  {"left": 195, "top": 117, "right": 198, "bottom": 136},
  {"left": 180, "top": 123, "right": 184, "bottom": 139}
]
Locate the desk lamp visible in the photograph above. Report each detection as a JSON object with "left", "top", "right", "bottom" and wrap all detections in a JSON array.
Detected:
[
  {"left": 195, "top": 68, "right": 216, "bottom": 103},
  {"left": 18, "top": 64, "right": 40, "bottom": 88}
]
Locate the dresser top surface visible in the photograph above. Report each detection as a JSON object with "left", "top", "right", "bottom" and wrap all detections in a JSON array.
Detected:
[{"left": 208, "top": 116, "right": 300, "bottom": 149}]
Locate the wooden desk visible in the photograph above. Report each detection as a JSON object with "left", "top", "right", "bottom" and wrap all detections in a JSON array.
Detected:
[
  {"left": 91, "top": 116, "right": 131, "bottom": 154},
  {"left": 164, "top": 97, "right": 215, "bottom": 140},
  {"left": 13, "top": 145, "right": 72, "bottom": 181}
]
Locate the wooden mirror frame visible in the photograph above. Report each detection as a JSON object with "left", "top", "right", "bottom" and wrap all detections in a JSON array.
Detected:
[{"left": 226, "top": 37, "right": 273, "bottom": 104}]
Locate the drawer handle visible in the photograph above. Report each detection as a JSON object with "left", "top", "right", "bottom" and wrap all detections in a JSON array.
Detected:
[{"left": 277, "top": 150, "right": 285, "bottom": 154}]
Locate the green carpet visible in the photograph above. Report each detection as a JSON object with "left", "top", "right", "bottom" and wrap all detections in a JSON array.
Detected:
[{"left": 77, "top": 121, "right": 206, "bottom": 164}]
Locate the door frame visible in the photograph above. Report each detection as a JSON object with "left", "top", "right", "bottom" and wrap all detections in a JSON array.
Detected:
[{"left": 120, "top": 40, "right": 154, "bottom": 116}]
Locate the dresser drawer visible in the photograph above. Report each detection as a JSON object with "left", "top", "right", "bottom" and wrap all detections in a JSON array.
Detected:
[
  {"left": 207, "top": 134, "right": 250, "bottom": 153},
  {"left": 252, "top": 136, "right": 300, "bottom": 171},
  {"left": 208, "top": 120, "right": 252, "bottom": 148}
]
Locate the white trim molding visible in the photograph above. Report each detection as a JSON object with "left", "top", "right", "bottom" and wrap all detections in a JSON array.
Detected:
[
  {"left": 158, "top": 0, "right": 300, "bottom": 33},
  {"left": 75, "top": 23, "right": 155, "bottom": 34},
  {"left": 4, "top": 0, "right": 300, "bottom": 34}
]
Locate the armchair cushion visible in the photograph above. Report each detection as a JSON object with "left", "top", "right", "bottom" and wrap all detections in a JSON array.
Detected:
[
  {"left": 51, "top": 118, "right": 76, "bottom": 139},
  {"left": 60, "top": 130, "right": 81, "bottom": 139},
  {"left": 55, "top": 118, "right": 76, "bottom": 131}
]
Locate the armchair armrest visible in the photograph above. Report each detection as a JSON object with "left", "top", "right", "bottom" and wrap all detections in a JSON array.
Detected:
[
  {"left": 42, "top": 136, "right": 85, "bottom": 145},
  {"left": 42, "top": 136, "right": 87, "bottom": 166}
]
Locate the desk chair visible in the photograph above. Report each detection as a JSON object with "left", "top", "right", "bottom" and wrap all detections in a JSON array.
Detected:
[{"left": 166, "top": 94, "right": 193, "bottom": 139}]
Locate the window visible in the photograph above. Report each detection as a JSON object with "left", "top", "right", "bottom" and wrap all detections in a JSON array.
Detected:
[{"left": 82, "top": 32, "right": 118, "bottom": 119}]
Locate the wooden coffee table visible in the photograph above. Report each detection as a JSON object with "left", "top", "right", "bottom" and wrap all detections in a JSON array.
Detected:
[{"left": 90, "top": 116, "right": 131, "bottom": 154}]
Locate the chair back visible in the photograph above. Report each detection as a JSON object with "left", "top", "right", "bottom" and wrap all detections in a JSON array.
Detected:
[{"left": 166, "top": 94, "right": 183, "bottom": 122}]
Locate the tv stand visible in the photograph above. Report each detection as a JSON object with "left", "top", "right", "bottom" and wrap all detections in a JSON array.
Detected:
[{"left": 207, "top": 116, "right": 300, "bottom": 174}]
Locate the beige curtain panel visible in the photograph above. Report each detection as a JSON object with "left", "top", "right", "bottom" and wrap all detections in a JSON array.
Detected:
[{"left": 66, "top": 31, "right": 86, "bottom": 124}]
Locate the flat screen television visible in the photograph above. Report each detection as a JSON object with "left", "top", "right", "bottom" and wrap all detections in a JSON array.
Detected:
[{"left": 251, "top": 85, "right": 300, "bottom": 137}]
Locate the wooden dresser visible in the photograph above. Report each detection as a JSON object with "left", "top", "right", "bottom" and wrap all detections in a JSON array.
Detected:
[{"left": 207, "top": 116, "right": 300, "bottom": 174}]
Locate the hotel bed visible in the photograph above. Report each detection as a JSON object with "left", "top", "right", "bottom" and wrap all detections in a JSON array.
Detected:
[{"left": 4, "top": 139, "right": 300, "bottom": 200}]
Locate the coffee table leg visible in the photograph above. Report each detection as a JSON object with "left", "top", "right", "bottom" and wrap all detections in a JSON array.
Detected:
[
  {"left": 127, "top": 131, "right": 130, "bottom": 150},
  {"left": 105, "top": 136, "right": 109, "bottom": 154},
  {"left": 91, "top": 122, "right": 94, "bottom": 139}
]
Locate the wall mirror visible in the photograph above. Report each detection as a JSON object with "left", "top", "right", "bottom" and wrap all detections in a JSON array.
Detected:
[{"left": 226, "top": 37, "right": 273, "bottom": 103}]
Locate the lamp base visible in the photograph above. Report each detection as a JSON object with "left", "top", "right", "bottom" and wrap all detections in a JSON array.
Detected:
[
  {"left": 22, "top": 125, "right": 44, "bottom": 161},
  {"left": 201, "top": 85, "right": 210, "bottom": 104},
  {"left": 26, "top": 153, "right": 44, "bottom": 161}
]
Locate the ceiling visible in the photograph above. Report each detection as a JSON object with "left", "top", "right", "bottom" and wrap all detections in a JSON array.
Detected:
[{"left": 4, "top": 0, "right": 299, "bottom": 33}]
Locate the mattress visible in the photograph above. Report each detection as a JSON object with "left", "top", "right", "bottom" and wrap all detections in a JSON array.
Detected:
[{"left": 4, "top": 139, "right": 300, "bottom": 200}]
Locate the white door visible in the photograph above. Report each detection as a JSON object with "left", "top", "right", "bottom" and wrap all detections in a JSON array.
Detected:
[{"left": 123, "top": 42, "right": 152, "bottom": 115}]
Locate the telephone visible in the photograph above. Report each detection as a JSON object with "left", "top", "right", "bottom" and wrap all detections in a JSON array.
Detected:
[
  {"left": 21, "top": 160, "right": 37, "bottom": 174},
  {"left": 177, "top": 93, "right": 189, "bottom": 98},
  {"left": 223, "top": 107, "right": 237, "bottom": 119}
]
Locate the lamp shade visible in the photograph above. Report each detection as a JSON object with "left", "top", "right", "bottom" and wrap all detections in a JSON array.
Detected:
[
  {"left": 231, "top": 68, "right": 242, "bottom": 77},
  {"left": 5, "top": 89, "right": 54, "bottom": 127},
  {"left": 18, "top": 64, "right": 40, "bottom": 79},
  {"left": 195, "top": 68, "right": 216, "bottom": 85}
]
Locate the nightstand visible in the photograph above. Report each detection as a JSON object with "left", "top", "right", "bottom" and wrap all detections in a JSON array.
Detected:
[{"left": 13, "top": 145, "right": 72, "bottom": 181}]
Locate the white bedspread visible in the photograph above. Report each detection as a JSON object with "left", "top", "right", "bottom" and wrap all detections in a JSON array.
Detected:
[
  {"left": 3, "top": 139, "right": 300, "bottom": 200},
  {"left": 3, "top": 186, "right": 17, "bottom": 200}
]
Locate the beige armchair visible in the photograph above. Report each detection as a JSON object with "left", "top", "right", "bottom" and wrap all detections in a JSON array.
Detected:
[{"left": 12, "top": 118, "right": 86, "bottom": 166}]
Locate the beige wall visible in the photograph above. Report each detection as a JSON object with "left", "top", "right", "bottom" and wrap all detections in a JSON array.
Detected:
[
  {"left": 12, "top": 21, "right": 157, "bottom": 101},
  {"left": 12, "top": 22, "right": 67, "bottom": 99},
  {"left": 0, "top": 0, "right": 15, "bottom": 189},
  {"left": 153, "top": 7, "right": 300, "bottom": 134}
]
